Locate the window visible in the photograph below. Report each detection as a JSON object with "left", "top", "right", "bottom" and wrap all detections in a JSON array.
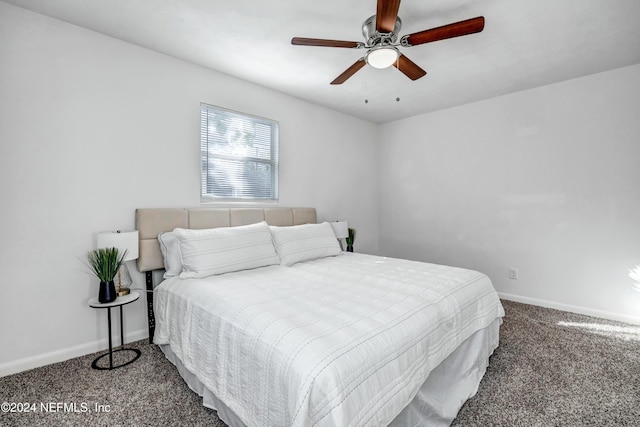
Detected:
[{"left": 200, "top": 103, "right": 279, "bottom": 202}]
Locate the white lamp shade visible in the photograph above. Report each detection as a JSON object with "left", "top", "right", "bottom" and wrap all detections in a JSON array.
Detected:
[
  {"left": 96, "top": 230, "right": 139, "bottom": 261},
  {"left": 330, "top": 221, "right": 349, "bottom": 239}
]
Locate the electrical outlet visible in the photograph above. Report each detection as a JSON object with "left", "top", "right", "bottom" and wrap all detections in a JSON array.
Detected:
[{"left": 509, "top": 267, "right": 519, "bottom": 280}]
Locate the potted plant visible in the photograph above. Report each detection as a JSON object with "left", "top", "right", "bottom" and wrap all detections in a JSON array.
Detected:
[
  {"left": 87, "top": 247, "right": 128, "bottom": 303},
  {"left": 346, "top": 228, "right": 356, "bottom": 252}
]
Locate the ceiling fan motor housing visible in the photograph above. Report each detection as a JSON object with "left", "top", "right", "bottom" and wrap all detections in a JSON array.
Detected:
[{"left": 362, "top": 15, "right": 402, "bottom": 46}]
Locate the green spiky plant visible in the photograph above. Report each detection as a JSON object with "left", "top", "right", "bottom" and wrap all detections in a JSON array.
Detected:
[
  {"left": 87, "top": 247, "right": 128, "bottom": 283},
  {"left": 345, "top": 228, "right": 356, "bottom": 252}
]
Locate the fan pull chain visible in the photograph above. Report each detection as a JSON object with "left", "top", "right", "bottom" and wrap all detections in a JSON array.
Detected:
[
  {"left": 395, "top": 56, "right": 401, "bottom": 102},
  {"left": 364, "top": 64, "right": 369, "bottom": 104}
]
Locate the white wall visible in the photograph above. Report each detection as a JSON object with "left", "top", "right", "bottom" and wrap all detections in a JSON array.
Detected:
[
  {"left": 0, "top": 2, "right": 379, "bottom": 375},
  {"left": 377, "top": 64, "right": 640, "bottom": 323}
]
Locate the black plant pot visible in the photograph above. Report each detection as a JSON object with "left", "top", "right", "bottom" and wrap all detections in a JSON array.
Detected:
[
  {"left": 346, "top": 245, "right": 354, "bottom": 253},
  {"left": 98, "top": 280, "right": 117, "bottom": 303}
]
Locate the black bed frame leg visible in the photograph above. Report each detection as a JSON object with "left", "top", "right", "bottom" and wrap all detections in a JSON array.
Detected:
[{"left": 145, "top": 271, "right": 155, "bottom": 344}]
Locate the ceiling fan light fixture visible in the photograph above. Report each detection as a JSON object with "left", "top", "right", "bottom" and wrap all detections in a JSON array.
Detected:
[{"left": 366, "top": 46, "right": 399, "bottom": 69}]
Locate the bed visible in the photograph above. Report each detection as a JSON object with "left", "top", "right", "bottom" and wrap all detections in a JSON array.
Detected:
[{"left": 136, "top": 207, "right": 504, "bottom": 427}]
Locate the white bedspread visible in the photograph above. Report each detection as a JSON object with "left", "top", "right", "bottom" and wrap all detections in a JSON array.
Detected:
[{"left": 154, "top": 253, "right": 504, "bottom": 427}]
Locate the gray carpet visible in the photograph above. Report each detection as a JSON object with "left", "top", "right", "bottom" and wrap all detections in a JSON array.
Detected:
[{"left": 1, "top": 300, "right": 638, "bottom": 426}]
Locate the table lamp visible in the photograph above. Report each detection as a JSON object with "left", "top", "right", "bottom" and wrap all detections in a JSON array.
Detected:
[{"left": 330, "top": 221, "right": 349, "bottom": 251}]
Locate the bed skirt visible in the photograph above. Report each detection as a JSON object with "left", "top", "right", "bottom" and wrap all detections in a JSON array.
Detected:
[{"left": 159, "top": 317, "right": 501, "bottom": 427}]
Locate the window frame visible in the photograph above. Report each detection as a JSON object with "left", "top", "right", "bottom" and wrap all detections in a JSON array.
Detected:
[{"left": 200, "top": 103, "right": 279, "bottom": 204}]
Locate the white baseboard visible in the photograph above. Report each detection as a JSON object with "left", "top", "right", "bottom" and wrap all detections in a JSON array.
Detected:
[
  {"left": 499, "top": 292, "right": 640, "bottom": 325},
  {"left": 0, "top": 328, "right": 149, "bottom": 378}
]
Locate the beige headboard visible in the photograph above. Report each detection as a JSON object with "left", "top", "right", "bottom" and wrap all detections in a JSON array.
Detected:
[{"left": 135, "top": 207, "right": 317, "bottom": 272}]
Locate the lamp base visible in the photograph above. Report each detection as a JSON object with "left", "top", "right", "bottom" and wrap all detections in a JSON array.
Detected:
[{"left": 117, "top": 288, "right": 130, "bottom": 297}]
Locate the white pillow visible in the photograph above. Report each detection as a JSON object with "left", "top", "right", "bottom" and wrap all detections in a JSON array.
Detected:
[
  {"left": 158, "top": 231, "right": 182, "bottom": 279},
  {"left": 174, "top": 221, "right": 280, "bottom": 279},
  {"left": 269, "top": 222, "right": 341, "bottom": 267}
]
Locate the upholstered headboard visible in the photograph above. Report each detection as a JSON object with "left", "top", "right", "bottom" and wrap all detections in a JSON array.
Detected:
[{"left": 135, "top": 207, "right": 317, "bottom": 272}]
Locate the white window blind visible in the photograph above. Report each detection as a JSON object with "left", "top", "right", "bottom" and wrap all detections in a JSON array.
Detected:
[{"left": 200, "top": 104, "right": 279, "bottom": 201}]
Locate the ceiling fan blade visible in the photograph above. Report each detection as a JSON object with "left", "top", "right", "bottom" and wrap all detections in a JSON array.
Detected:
[
  {"left": 393, "top": 54, "right": 427, "bottom": 80},
  {"left": 331, "top": 58, "right": 366, "bottom": 85},
  {"left": 402, "top": 16, "right": 485, "bottom": 46},
  {"left": 291, "top": 37, "right": 363, "bottom": 48},
  {"left": 376, "top": 0, "right": 401, "bottom": 33}
]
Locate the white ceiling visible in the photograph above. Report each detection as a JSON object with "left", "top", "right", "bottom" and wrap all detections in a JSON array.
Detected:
[{"left": 4, "top": 0, "right": 640, "bottom": 124}]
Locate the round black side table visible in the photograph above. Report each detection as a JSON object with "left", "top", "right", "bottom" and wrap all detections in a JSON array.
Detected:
[{"left": 88, "top": 291, "right": 142, "bottom": 370}]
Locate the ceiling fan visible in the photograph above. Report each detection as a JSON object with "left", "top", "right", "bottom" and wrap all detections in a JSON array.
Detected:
[{"left": 291, "top": 0, "right": 485, "bottom": 85}]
